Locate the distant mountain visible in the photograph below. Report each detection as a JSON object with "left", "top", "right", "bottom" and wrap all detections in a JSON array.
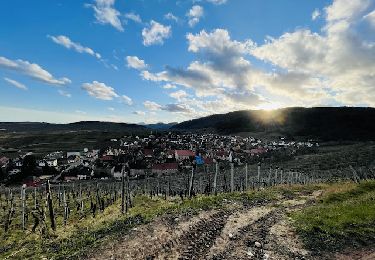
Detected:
[
  {"left": 172, "top": 107, "right": 375, "bottom": 141},
  {"left": 144, "top": 122, "right": 178, "bottom": 130},
  {"left": 0, "top": 121, "right": 147, "bottom": 133}
]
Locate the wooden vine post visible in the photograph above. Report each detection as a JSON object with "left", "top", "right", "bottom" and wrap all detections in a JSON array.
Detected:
[
  {"left": 188, "top": 167, "right": 195, "bottom": 198},
  {"left": 21, "top": 184, "right": 26, "bottom": 230},
  {"left": 213, "top": 162, "right": 218, "bottom": 195},
  {"left": 46, "top": 180, "right": 56, "bottom": 231},
  {"left": 121, "top": 166, "right": 125, "bottom": 214},
  {"left": 230, "top": 163, "right": 234, "bottom": 193}
]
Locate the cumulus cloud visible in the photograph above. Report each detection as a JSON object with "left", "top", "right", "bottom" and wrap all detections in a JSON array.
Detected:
[
  {"left": 48, "top": 35, "right": 101, "bottom": 59},
  {"left": 0, "top": 56, "right": 71, "bottom": 86},
  {"left": 4, "top": 77, "right": 27, "bottom": 90},
  {"left": 82, "top": 81, "right": 119, "bottom": 100},
  {"left": 88, "top": 0, "right": 123, "bottom": 31},
  {"left": 162, "top": 103, "right": 194, "bottom": 113},
  {"left": 141, "top": 0, "right": 375, "bottom": 115},
  {"left": 124, "top": 12, "right": 142, "bottom": 23},
  {"left": 169, "top": 90, "right": 188, "bottom": 101},
  {"left": 312, "top": 9, "right": 321, "bottom": 20},
  {"left": 126, "top": 56, "right": 148, "bottom": 70},
  {"left": 187, "top": 5, "right": 204, "bottom": 27},
  {"left": 142, "top": 21, "right": 171, "bottom": 46},
  {"left": 163, "top": 83, "right": 177, "bottom": 89},
  {"left": 120, "top": 94, "right": 133, "bottom": 105},
  {"left": 58, "top": 89, "right": 72, "bottom": 98},
  {"left": 251, "top": 0, "right": 375, "bottom": 105},
  {"left": 143, "top": 100, "right": 162, "bottom": 111},
  {"left": 164, "top": 12, "right": 179, "bottom": 22}
]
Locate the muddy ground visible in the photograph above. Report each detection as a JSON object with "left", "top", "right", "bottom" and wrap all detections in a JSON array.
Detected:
[{"left": 86, "top": 191, "right": 374, "bottom": 260}]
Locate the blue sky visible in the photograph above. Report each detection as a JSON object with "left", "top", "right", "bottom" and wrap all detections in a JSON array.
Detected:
[{"left": 1, "top": 0, "right": 374, "bottom": 123}]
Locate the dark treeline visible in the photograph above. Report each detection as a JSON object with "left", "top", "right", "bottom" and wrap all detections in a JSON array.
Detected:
[
  {"left": 0, "top": 121, "right": 147, "bottom": 133},
  {"left": 173, "top": 107, "right": 375, "bottom": 141}
]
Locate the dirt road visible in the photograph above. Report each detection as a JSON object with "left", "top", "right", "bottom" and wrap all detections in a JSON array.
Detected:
[{"left": 85, "top": 190, "right": 370, "bottom": 260}]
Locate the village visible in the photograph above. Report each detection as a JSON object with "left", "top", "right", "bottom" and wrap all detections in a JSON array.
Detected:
[{"left": 0, "top": 132, "right": 318, "bottom": 186}]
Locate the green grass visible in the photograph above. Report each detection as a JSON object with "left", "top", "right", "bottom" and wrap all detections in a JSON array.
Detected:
[{"left": 292, "top": 180, "right": 375, "bottom": 251}]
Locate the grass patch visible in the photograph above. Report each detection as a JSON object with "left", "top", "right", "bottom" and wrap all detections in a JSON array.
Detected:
[{"left": 292, "top": 180, "right": 375, "bottom": 252}]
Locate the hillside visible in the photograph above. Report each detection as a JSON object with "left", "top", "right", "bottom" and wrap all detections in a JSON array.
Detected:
[
  {"left": 172, "top": 107, "right": 375, "bottom": 141},
  {"left": 0, "top": 121, "right": 147, "bottom": 133}
]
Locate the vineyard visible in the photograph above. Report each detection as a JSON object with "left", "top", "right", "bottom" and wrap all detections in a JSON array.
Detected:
[{"left": 1, "top": 160, "right": 372, "bottom": 235}]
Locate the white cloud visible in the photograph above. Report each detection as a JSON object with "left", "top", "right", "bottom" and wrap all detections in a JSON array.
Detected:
[
  {"left": 193, "top": 0, "right": 227, "bottom": 5},
  {"left": 48, "top": 35, "right": 101, "bottom": 59},
  {"left": 108, "top": 107, "right": 115, "bottom": 111},
  {"left": 143, "top": 100, "right": 162, "bottom": 111},
  {"left": 82, "top": 81, "right": 119, "bottom": 100},
  {"left": 364, "top": 10, "right": 375, "bottom": 28},
  {"left": 4, "top": 77, "right": 27, "bottom": 90},
  {"left": 206, "top": 0, "right": 227, "bottom": 4},
  {"left": 162, "top": 103, "right": 194, "bottom": 114},
  {"left": 88, "top": 0, "right": 123, "bottom": 31},
  {"left": 142, "top": 20, "right": 171, "bottom": 46},
  {"left": 163, "top": 83, "right": 177, "bottom": 89},
  {"left": 141, "top": 0, "right": 375, "bottom": 115},
  {"left": 169, "top": 90, "right": 188, "bottom": 101},
  {"left": 120, "top": 95, "right": 133, "bottom": 105},
  {"left": 251, "top": 0, "right": 375, "bottom": 105},
  {"left": 187, "top": 5, "right": 204, "bottom": 27},
  {"left": 164, "top": 12, "right": 179, "bottom": 22},
  {"left": 312, "top": 9, "right": 321, "bottom": 20},
  {"left": 124, "top": 12, "right": 142, "bottom": 23},
  {"left": 126, "top": 56, "right": 148, "bottom": 70},
  {"left": 0, "top": 56, "right": 71, "bottom": 86},
  {"left": 58, "top": 89, "right": 72, "bottom": 98}
]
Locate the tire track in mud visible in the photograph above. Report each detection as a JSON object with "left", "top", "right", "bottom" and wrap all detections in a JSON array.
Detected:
[
  {"left": 176, "top": 211, "right": 231, "bottom": 260},
  {"left": 87, "top": 192, "right": 321, "bottom": 260}
]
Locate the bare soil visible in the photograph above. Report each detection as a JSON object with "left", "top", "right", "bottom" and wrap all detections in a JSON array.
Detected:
[{"left": 86, "top": 191, "right": 371, "bottom": 260}]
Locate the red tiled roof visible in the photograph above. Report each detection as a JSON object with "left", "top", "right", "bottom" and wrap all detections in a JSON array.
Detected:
[
  {"left": 250, "top": 148, "right": 268, "bottom": 154},
  {"left": 152, "top": 163, "right": 178, "bottom": 170},
  {"left": 101, "top": 155, "right": 114, "bottom": 161},
  {"left": 175, "top": 150, "right": 195, "bottom": 157},
  {"left": 0, "top": 157, "right": 9, "bottom": 165}
]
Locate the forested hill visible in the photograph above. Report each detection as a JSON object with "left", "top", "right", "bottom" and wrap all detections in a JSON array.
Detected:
[
  {"left": 172, "top": 107, "right": 375, "bottom": 141},
  {"left": 0, "top": 121, "right": 147, "bottom": 133}
]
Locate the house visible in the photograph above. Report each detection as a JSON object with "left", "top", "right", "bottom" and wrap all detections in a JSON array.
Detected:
[
  {"left": 143, "top": 149, "right": 153, "bottom": 158},
  {"left": 175, "top": 150, "right": 195, "bottom": 161},
  {"left": 67, "top": 155, "right": 80, "bottom": 164},
  {"left": 38, "top": 160, "right": 46, "bottom": 167},
  {"left": 39, "top": 159, "right": 58, "bottom": 167},
  {"left": 64, "top": 176, "right": 78, "bottom": 182},
  {"left": 67, "top": 151, "right": 81, "bottom": 158},
  {"left": 152, "top": 163, "right": 179, "bottom": 176},
  {"left": 14, "top": 159, "right": 23, "bottom": 167},
  {"left": 101, "top": 155, "right": 114, "bottom": 162},
  {"left": 77, "top": 174, "right": 90, "bottom": 180},
  {"left": 249, "top": 148, "right": 268, "bottom": 156},
  {"left": 8, "top": 168, "right": 21, "bottom": 175},
  {"left": 0, "top": 156, "right": 9, "bottom": 167}
]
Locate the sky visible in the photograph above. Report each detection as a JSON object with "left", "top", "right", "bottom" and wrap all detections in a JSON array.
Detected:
[{"left": 0, "top": 0, "right": 374, "bottom": 124}]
